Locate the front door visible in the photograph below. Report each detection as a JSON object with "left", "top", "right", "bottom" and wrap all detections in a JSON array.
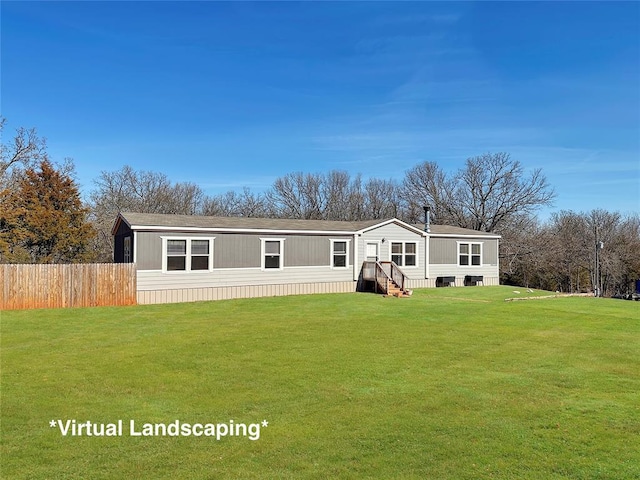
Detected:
[{"left": 366, "top": 242, "right": 379, "bottom": 261}]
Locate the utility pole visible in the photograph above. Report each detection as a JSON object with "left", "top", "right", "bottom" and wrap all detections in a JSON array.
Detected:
[{"left": 594, "top": 225, "right": 604, "bottom": 297}]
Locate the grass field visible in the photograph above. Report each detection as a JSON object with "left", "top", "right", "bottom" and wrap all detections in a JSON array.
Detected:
[{"left": 1, "top": 286, "right": 638, "bottom": 479}]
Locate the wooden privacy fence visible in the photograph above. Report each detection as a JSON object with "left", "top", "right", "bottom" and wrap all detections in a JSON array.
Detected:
[{"left": 1, "top": 263, "right": 137, "bottom": 310}]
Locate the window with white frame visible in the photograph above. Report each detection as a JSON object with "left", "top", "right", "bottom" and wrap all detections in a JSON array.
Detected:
[
  {"left": 123, "top": 236, "right": 132, "bottom": 263},
  {"left": 459, "top": 242, "right": 482, "bottom": 266},
  {"left": 167, "top": 239, "right": 187, "bottom": 270},
  {"left": 391, "top": 242, "right": 417, "bottom": 267},
  {"left": 163, "top": 237, "right": 214, "bottom": 272},
  {"left": 331, "top": 239, "right": 349, "bottom": 268},
  {"left": 190, "top": 239, "right": 211, "bottom": 270},
  {"left": 261, "top": 238, "right": 284, "bottom": 270}
]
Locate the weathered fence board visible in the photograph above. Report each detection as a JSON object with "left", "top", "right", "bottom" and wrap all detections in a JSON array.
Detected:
[{"left": 0, "top": 263, "right": 137, "bottom": 310}]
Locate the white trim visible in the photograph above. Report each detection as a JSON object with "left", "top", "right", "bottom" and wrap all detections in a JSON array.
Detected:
[
  {"left": 353, "top": 233, "right": 359, "bottom": 281},
  {"left": 330, "top": 239, "right": 351, "bottom": 269},
  {"left": 260, "top": 238, "right": 285, "bottom": 271},
  {"left": 365, "top": 241, "right": 381, "bottom": 261},
  {"left": 432, "top": 233, "right": 501, "bottom": 239},
  {"left": 161, "top": 236, "right": 215, "bottom": 273},
  {"left": 132, "top": 231, "right": 137, "bottom": 264},
  {"left": 356, "top": 218, "right": 427, "bottom": 237},
  {"left": 457, "top": 241, "right": 483, "bottom": 267},
  {"left": 131, "top": 225, "right": 356, "bottom": 235},
  {"left": 136, "top": 265, "right": 340, "bottom": 274},
  {"left": 425, "top": 235, "right": 430, "bottom": 279},
  {"left": 129, "top": 223, "right": 499, "bottom": 238}
]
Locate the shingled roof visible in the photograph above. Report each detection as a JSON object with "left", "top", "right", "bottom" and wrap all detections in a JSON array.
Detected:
[
  {"left": 413, "top": 223, "right": 500, "bottom": 237},
  {"left": 114, "top": 212, "right": 499, "bottom": 237},
  {"left": 116, "top": 212, "right": 383, "bottom": 233}
]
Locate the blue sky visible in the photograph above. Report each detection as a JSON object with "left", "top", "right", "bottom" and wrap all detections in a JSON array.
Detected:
[{"left": 2, "top": 1, "right": 639, "bottom": 217}]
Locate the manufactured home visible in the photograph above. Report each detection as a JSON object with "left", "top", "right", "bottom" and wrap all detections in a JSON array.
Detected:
[{"left": 112, "top": 212, "right": 500, "bottom": 304}]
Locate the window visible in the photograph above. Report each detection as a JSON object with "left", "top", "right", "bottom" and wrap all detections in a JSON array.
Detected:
[
  {"left": 163, "top": 237, "right": 214, "bottom": 272},
  {"left": 391, "top": 242, "right": 418, "bottom": 267},
  {"left": 261, "top": 238, "right": 284, "bottom": 270},
  {"left": 123, "top": 236, "right": 132, "bottom": 263},
  {"left": 391, "top": 242, "right": 403, "bottom": 265},
  {"left": 459, "top": 242, "right": 482, "bottom": 266},
  {"left": 331, "top": 240, "right": 349, "bottom": 268},
  {"left": 471, "top": 243, "right": 481, "bottom": 265},
  {"left": 190, "top": 240, "right": 210, "bottom": 270},
  {"left": 167, "top": 239, "right": 187, "bottom": 271},
  {"left": 405, "top": 242, "right": 417, "bottom": 266}
]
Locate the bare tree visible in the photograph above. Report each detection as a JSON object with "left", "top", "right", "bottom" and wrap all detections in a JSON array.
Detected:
[
  {"left": 202, "top": 188, "right": 272, "bottom": 218},
  {"left": 402, "top": 161, "right": 458, "bottom": 225},
  {"left": 586, "top": 210, "right": 640, "bottom": 296},
  {"left": 363, "top": 178, "right": 401, "bottom": 220},
  {"left": 509, "top": 209, "right": 640, "bottom": 295},
  {"left": 0, "top": 118, "right": 47, "bottom": 187},
  {"left": 545, "top": 211, "right": 592, "bottom": 292},
  {"left": 402, "top": 153, "right": 555, "bottom": 233},
  {"left": 497, "top": 213, "right": 541, "bottom": 285},
  {"left": 457, "top": 153, "right": 555, "bottom": 232},
  {"left": 323, "top": 170, "right": 353, "bottom": 221},
  {"left": 89, "top": 165, "right": 208, "bottom": 261},
  {"left": 266, "top": 172, "right": 326, "bottom": 220},
  {"left": 265, "top": 170, "right": 402, "bottom": 222}
]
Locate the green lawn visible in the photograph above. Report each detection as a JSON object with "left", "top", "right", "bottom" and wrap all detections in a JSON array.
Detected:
[{"left": 1, "top": 286, "right": 638, "bottom": 479}]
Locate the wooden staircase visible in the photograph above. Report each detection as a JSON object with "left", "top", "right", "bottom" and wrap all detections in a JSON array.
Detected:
[
  {"left": 361, "top": 261, "right": 411, "bottom": 297},
  {"left": 386, "top": 281, "right": 409, "bottom": 298}
]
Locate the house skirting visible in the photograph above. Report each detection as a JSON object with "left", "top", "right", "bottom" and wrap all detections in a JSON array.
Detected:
[
  {"left": 136, "top": 276, "right": 501, "bottom": 304},
  {"left": 406, "top": 276, "right": 500, "bottom": 289},
  {"left": 137, "top": 281, "right": 357, "bottom": 305}
]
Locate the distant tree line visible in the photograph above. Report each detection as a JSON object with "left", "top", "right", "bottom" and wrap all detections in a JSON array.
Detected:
[{"left": 2, "top": 119, "right": 639, "bottom": 296}]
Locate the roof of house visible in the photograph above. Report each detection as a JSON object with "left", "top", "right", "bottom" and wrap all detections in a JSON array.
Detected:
[
  {"left": 114, "top": 212, "right": 499, "bottom": 238},
  {"left": 412, "top": 223, "right": 500, "bottom": 237},
  {"left": 116, "top": 212, "right": 383, "bottom": 233}
]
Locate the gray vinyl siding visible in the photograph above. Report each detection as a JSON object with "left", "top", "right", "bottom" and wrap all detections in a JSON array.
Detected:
[
  {"left": 217, "top": 234, "right": 352, "bottom": 268},
  {"left": 427, "top": 236, "right": 500, "bottom": 285},
  {"left": 289, "top": 235, "right": 353, "bottom": 267},
  {"left": 429, "top": 237, "right": 499, "bottom": 265},
  {"left": 429, "top": 238, "right": 457, "bottom": 264},
  {"left": 136, "top": 231, "right": 217, "bottom": 270},
  {"left": 215, "top": 234, "right": 261, "bottom": 268},
  {"left": 135, "top": 231, "right": 353, "bottom": 270},
  {"left": 359, "top": 222, "right": 426, "bottom": 280},
  {"left": 135, "top": 232, "right": 161, "bottom": 270},
  {"left": 285, "top": 236, "right": 330, "bottom": 267},
  {"left": 482, "top": 239, "right": 499, "bottom": 265}
]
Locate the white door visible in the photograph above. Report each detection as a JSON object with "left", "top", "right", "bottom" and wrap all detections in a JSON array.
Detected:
[{"left": 366, "top": 242, "right": 379, "bottom": 261}]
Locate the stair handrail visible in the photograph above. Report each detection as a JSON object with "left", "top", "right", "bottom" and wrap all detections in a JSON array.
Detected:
[
  {"left": 374, "top": 261, "right": 390, "bottom": 294},
  {"left": 361, "top": 260, "right": 408, "bottom": 294},
  {"left": 389, "top": 262, "right": 406, "bottom": 291}
]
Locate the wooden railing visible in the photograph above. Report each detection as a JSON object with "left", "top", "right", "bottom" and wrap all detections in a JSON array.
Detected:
[
  {"left": 387, "top": 261, "right": 406, "bottom": 291},
  {"left": 361, "top": 260, "right": 407, "bottom": 294}
]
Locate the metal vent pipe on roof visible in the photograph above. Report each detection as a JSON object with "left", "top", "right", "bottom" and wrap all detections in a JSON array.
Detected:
[{"left": 423, "top": 206, "right": 431, "bottom": 233}]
